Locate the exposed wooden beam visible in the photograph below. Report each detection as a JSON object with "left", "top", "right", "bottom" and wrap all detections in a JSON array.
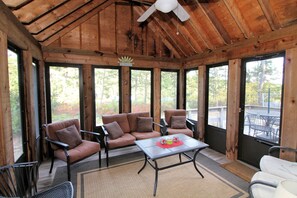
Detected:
[
  {"left": 41, "top": 0, "right": 114, "bottom": 46},
  {"left": 42, "top": 46, "right": 182, "bottom": 65},
  {"left": 26, "top": 0, "right": 92, "bottom": 34},
  {"left": 0, "top": 1, "right": 42, "bottom": 59},
  {"left": 198, "top": 65, "right": 206, "bottom": 141},
  {"left": 222, "top": 0, "right": 252, "bottom": 38},
  {"left": 198, "top": 2, "right": 231, "bottom": 44},
  {"left": 180, "top": 0, "right": 214, "bottom": 50},
  {"left": 7, "top": 0, "right": 33, "bottom": 11},
  {"left": 134, "top": 6, "right": 183, "bottom": 58},
  {"left": 19, "top": 0, "right": 71, "bottom": 25},
  {"left": 185, "top": 24, "right": 297, "bottom": 66},
  {"left": 257, "top": 0, "right": 281, "bottom": 31}
]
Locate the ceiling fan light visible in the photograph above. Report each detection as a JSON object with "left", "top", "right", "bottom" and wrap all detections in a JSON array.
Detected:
[{"left": 155, "top": 0, "right": 178, "bottom": 13}]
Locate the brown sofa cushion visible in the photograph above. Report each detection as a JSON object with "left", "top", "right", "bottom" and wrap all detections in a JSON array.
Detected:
[
  {"left": 137, "top": 117, "right": 153, "bottom": 132},
  {"left": 167, "top": 127, "right": 193, "bottom": 137},
  {"left": 56, "top": 124, "right": 82, "bottom": 149},
  {"left": 127, "top": 112, "right": 150, "bottom": 132},
  {"left": 171, "top": 116, "right": 187, "bottom": 129},
  {"left": 164, "top": 109, "right": 186, "bottom": 127},
  {"left": 104, "top": 121, "right": 124, "bottom": 139},
  {"left": 102, "top": 114, "right": 130, "bottom": 133}
]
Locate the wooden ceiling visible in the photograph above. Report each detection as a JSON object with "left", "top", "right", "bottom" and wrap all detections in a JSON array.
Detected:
[{"left": 2, "top": 0, "right": 297, "bottom": 59}]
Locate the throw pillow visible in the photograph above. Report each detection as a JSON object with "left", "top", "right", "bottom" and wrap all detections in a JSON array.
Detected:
[
  {"left": 56, "top": 125, "right": 82, "bottom": 149},
  {"left": 137, "top": 117, "right": 153, "bottom": 132},
  {"left": 104, "top": 121, "right": 124, "bottom": 139},
  {"left": 171, "top": 116, "right": 187, "bottom": 129}
]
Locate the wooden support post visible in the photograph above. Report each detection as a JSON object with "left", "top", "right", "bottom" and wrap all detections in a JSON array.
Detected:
[
  {"left": 82, "top": 64, "right": 94, "bottom": 137},
  {"left": 23, "top": 50, "right": 37, "bottom": 161},
  {"left": 121, "top": 66, "right": 130, "bottom": 113},
  {"left": 38, "top": 60, "right": 48, "bottom": 159},
  {"left": 0, "top": 30, "right": 14, "bottom": 165},
  {"left": 198, "top": 66, "right": 206, "bottom": 141},
  {"left": 153, "top": 68, "right": 161, "bottom": 131},
  {"left": 226, "top": 59, "right": 241, "bottom": 160},
  {"left": 179, "top": 68, "right": 184, "bottom": 109},
  {"left": 281, "top": 48, "right": 297, "bottom": 161}
]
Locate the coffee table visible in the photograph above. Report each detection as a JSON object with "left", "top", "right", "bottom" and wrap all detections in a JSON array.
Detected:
[{"left": 135, "top": 134, "right": 209, "bottom": 196}]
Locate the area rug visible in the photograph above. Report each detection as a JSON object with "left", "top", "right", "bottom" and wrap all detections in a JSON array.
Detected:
[
  {"left": 221, "top": 161, "right": 257, "bottom": 182},
  {"left": 53, "top": 152, "right": 249, "bottom": 198}
]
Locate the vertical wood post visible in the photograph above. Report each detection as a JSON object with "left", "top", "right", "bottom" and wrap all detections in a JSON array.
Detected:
[
  {"left": 0, "top": 30, "right": 14, "bottom": 165},
  {"left": 82, "top": 64, "right": 94, "bottom": 136},
  {"left": 23, "top": 50, "right": 37, "bottom": 161},
  {"left": 38, "top": 60, "right": 48, "bottom": 158},
  {"left": 226, "top": 59, "right": 241, "bottom": 160},
  {"left": 154, "top": 68, "right": 161, "bottom": 131},
  {"left": 179, "top": 68, "right": 184, "bottom": 109},
  {"left": 198, "top": 65, "right": 206, "bottom": 141},
  {"left": 281, "top": 48, "right": 297, "bottom": 160},
  {"left": 122, "top": 66, "right": 130, "bottom": 113}
]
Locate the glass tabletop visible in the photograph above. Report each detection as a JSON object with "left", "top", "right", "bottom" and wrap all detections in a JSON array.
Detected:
[{"left": 135, "top": 134, "right": 208, "bottom": 160}]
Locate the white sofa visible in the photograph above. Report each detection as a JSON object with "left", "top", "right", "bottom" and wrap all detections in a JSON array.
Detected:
[{"left": 249, "top": 146, "right": 297, "bottom": 198}]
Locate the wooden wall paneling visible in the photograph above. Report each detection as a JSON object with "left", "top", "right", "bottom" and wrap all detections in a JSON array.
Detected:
[
  {"left": 116, "top": 3, "right": 132, "bottom": 54},
  {"left": 82, "top": 64, "right": 94, "bottom": 139},
  {"left": 23, "top": 50, "right": 37, "bottom": 161},
  {"left": 81, "top": 14, "right": 99, "bottom": 51},
  {"left": 38, "top": 60, "right": 48, "bottom": 159},
  {"left": 121, "top": 66, "right": 130, "bottom": 113},
  {"left": 0, "top": 1, "right": 42, "bottom": 60},
  {"left": 280, "top": 47, "right": 297, "bottom": 160},
  {"left": 60, "top": 26, "right": 81, "bottom": 49},
  {"left": 132, "top": 4, "right": 144, "bottom": 56},
  {"left": 153, "top": 68, "right": 161, "bottom": 131},
  {"left": 0, "top": 30, "right": 14, "bottom": 165},
  {"left": 100, "top": 4, "right": 116, "bottom": 52},
  {"left": 226, "top": 59, "right": 241, "bottom": 160},
  {"left": 198, "top": 65, "right": 206, "bottom": 141}
]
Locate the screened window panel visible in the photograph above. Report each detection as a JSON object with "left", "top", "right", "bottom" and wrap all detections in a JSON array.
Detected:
[
  {"left": 207, "top": 65, "right": 228, "bottom": 129},
  {"left": 94, "top": 68, "right": 120, "bottom": 125},
  {"left": 131, "top": 69, "right": 152, "bottom": 113},
  {"left": 8, "top": 49, "right": 24, "bottom": 161},
  {"left": 185, "top": 69, "right": 198, "bottom": 120},
  {"left": 161, "top": 71, "right": 178, "bottom": 118},
  {"left": 49, "top": 66, "right": 80, "bottom": 122}
]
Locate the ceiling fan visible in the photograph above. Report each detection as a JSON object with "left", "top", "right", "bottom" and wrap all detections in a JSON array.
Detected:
[{"left": 137, "top": 0, "right": 190, "bottom": 22}]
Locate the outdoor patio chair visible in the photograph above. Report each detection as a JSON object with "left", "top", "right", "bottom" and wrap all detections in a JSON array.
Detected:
[
  {"left": 0, "top": 161, "right": 74, "bottom": 198},
  {"left": 163, "top": 109, "right": 195, "bottom": 137},
  {"left": 43, "top": 119, "right": 101, "bottom": 181}
]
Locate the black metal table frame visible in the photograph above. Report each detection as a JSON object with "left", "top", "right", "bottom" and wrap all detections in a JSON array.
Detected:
[{"left": 137, "top": 147, "right": 206, "bottom": 196}]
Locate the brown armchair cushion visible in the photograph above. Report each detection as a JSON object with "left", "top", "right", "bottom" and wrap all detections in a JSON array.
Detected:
[
  {"left": 56, "top": 124, "right": 82, "bottom": 149},
  {"left": 104, "top": 121, "right": 124, "bottom": 139},
  {"left": 137, "top": 117, "right": 153, "bottom": 132},
  {"left": 171, "top": 116, "right": 187, "bottom": 129}
]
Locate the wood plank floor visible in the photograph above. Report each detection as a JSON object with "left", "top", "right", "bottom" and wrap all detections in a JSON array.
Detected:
[{"left": 36, "top": 147, "right": 235, "bottom": 192}]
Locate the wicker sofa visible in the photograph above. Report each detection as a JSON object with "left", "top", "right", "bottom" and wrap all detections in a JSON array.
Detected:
[{"left": 101, "top": 112, "right": 164, "bottom": 166}]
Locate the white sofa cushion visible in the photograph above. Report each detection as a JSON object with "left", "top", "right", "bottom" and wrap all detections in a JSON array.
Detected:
[
  {"left": 260, "top": 155, "right": 297, "bottom": 180},
  {"left": 250, "top": 171, "right": 285, "bottom": 198}
]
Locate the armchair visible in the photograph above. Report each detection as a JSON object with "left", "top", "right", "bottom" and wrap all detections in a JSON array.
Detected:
[
  {"left": 0, "top": 161, "right": 73, "bottom": 198},
  {"left": 163, "top": 109, "right": 195, "bottom": 137},
  {"left": 43, "top": 119, "right": 101, "bottom": 181}
]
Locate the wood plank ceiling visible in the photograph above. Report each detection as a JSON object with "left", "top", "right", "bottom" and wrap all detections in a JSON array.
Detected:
[{"left": 2, "top": 0, "right": 297, "bottom": 59}]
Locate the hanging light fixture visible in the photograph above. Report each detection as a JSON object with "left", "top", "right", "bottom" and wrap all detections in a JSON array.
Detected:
[{"left": 155, "top": 0, "right": 178, "bottom": 13}]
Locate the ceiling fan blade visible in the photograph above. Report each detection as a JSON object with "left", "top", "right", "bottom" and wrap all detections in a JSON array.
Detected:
[
  {"left": 137, "top": 4, "right": 157, "bottom": 22},
  {"left": 172, "top": 3, "right": 190, "bottom": 22}
]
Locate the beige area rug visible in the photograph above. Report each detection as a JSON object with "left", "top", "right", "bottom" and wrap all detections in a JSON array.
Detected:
[
  {"left": 221, "top": 161, "right": 257, "bottom": 182},
  {"left": 76, "top": 156, "right": 248, "bottom": 198}
]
